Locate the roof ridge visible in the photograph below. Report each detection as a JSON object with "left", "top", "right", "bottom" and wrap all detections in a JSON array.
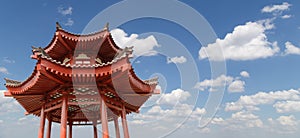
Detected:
[{"left": 56, "top": 22, "right": 110, "bottom": 37}]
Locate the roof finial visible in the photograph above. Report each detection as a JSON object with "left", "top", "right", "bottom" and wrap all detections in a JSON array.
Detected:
[
  {"left": 104, "top": 22, "right": 109, "bottom": 31},
  {"left": 56, "top": 22, "right": 62, "bottom": 30}
]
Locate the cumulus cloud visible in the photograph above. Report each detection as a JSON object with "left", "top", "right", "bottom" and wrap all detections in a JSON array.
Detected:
[
  {"left": 212, "top": 111, "right": 263, "bottom": 129},
  {"left": 111, "top": 28, "right": 160, "bottom": 56},
  {"left": 261, "top": 2, "right": 291, "bottom": 13},
  {"left": 276, "top": 115, "right": 297, "bottom": 126},
  {"left": 273, "top": 101, "right": 300, "bottom": 113},
  {"left": 0, "top": 67, "right": 9, "bottom": 74},
  {"left": 231, "top": 111, "right": 263, "bottom": 128},
  {"left": 211, "top": 111, "right": 292, "bottom": 133},
  {"left": 281, "top": 14, "right": 292, "bottom": 19},
  {"left": 0, "top": 90, "right": 20, "bottom": 114},
  {"left": 194, "top": 75, "right": 232, "bottom": 92},
  {"left": 211, "top": 117, "right": 225, "bottom": 125},
  {"left": 132, "top": 103, "right": 205, "bottom": 125},
  {"left": 17, "top": 116, "right": 39, "bottom": 125},
  {"left": 167, "top": 56, "right": 187, "bottom": 64},
  {"left": 240, "top": 71, "right": 250, "bottom": 78},
  {"left": 129, "top": 88, "right": 205, "bottom": 128},
  {"left": 157, "top": 89, "right": 190, "bottom": 106},
  {"left": 225, "top": 89, "right": 300, "bottom": 112},
  {"left": 267, "top": 115, "right": 298, "bottom": 134},
  {"left": 228, "top": 80, "right": 245, "bottom": 93},
  {"left": 194, "top": 73, "right": 246, "bottom": 93},
  {"left": 284, "top": 41, "right": 300, "bottom": 55},
  {"left": 58, "top": 6, "right": 73, "bottom": 16},
  {"left": 199, "top": 19, "right": 279, "bottom": 61}
]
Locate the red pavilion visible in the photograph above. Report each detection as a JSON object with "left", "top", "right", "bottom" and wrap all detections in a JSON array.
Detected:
[{"left": 3, "top": 23, "right": 159, "bottom": 138}]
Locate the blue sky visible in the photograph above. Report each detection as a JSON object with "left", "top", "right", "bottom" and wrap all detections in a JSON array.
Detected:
[{"left": 1, "top": 0, "right": 300, "bottom": 138}]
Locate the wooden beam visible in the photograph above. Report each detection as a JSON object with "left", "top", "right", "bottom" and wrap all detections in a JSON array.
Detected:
[
  {"left": 45, "top": 103, "right": 62, "bottom": 113},
  {"left": 25, "top": 97, "right": 63, "bottom": 115},
  {"left": 12, "top": 94, "right": 45, "bottom": 97},
  {"left": 46, "top": 85, "right": 63, "bottom": 98},
  {"left": 3, "top": 91, "right": 12, "bottom": 97},
  {"left": 57, "top": 35, "right": 72, "bottom": 51},
  {"left": 68, "top": 101, "right": 99, "bottom": 106},
  {"left": 122, "top": 94, "right": 152, "bottom": 96},
  {"left": 39, "top": 67, "right": 65, "bottom": 84},
  {"left": 68, "top": 95, "right": 101, "bottom": 99},
  {"left": 102, "top": 70, "right": 125, "bottom": 84}
]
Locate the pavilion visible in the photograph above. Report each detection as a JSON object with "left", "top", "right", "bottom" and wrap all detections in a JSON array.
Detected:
[{"left": 3, "top": 22, "right": 159, "bottom": 138}]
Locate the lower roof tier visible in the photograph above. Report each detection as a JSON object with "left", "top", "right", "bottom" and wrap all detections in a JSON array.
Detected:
[{"left": 4, "top": 52, "right": 159, "bottom": 120}]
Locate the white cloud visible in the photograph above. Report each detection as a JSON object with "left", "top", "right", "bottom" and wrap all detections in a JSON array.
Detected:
[
  {"left": 228, "top": 80, "right": 245, "bottom": 93},
  {"left": 276, "top": 115, "right": 297, "bottom": 126},
  {"left": 132, "top": 103, "right": 205, "bottom": 125},
  {"left": 192, "top": 107, "right": 206, "bottom": 116},
  {"left": 281, "top": 14, "right": 292, "bottom": 19},
  {"left": 111, "top": 28, "right": 160, "bottom": 56},
  {"left": 194, "top": 74, "right": 246, "bottom": 93},
  {"left": 157, "top": 89, "right": 190, "bottom": 106},
  {"left": 211, "top": 117, "right": 225, "bottom": 125},
  {"left": 240, "top": 71, "right": 250, "bottom": 78},
  {"left": 231, "top": 111, "right": 263, "bottom": 128},
  {"left": 0, "top": 67, "right": 9, "bottom": 74},
  {"left": 194, "top": 75, "right": 232, "bottom": 92},
  {"left": 129, "top": 88, "right": 206, "bottom": 131},
  {"left": 199, "top": 19, "right": 279, "bottom": 61},
  {"left": 284, "top": 41, "right": 300, "bottom": 55},
  {"left": 267, "top": 115, "right": 299, "bottom": 134},
  {"left": 273, "top": 101, "right": 300, "bottom": 113},
  {"left": 224, "top": 102, "right": 243, "bottom": 112},
  {"left": 167, "top": 56, "right": 187, "bottom": 64},
  {"left": 225, "top": 89, "right": 300, "bottom": 112},
  {"left": 0, "top": 90, "right": 20, "bottom": 114},
  {"left": 212, "top": 111, "right": 263, "bottom": 129},
  {"left": 261, "top": 2, "right": 291, "bottom": 13},
  {"left": 64, "top": 18, "right": 74, "bottom": 26},
  {"left": 0, "top": 90, "right": 8, "bottom": 103},
  {"left": 2, "top": 57, "right": 15, "bottom": 64},
  {"left": 17, "top": 116, "right": 39, "bottom": 125},
  {"left": 58, "top": 6, "right": 73, "bottom": 16},
  {"left": 134, "top": 60, "right": 141, "bottom": 64}
]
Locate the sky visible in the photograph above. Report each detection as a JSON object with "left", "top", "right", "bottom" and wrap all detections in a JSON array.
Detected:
[{"left": 1, "top": 0, "right": 300, "bottom": 138}]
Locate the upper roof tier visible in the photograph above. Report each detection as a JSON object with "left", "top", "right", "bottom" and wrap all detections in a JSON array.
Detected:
[{"left": 31, "top": 22, "right": 130, "bottom": 65}]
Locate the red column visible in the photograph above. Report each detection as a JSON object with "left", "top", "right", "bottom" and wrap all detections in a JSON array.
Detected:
[
  {"left": 38, "top": 104, "right": 46, "bottom": 138},
  {"left": 121, "top": 105, "right": 130, "bottom": 138},
  {"left": 68, "top": 121, "right": 72, "bottom": 138},
  {"left": 46, "top": 117, "right": 52, "bottom": 138},
  {"left": 100, "top": 98, "right": 109, "bottom": 138},
  {"left": 60, "top": 95, "right": 68, "bottom": 138},
  {"left": 114, "top": 116, "right": 121, "bottom": 138},
  {"left": 93, "top": 121, "right": 98, "bottom": 138}
]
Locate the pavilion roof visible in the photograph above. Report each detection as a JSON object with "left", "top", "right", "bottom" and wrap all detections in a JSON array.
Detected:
[{"left": 37, "top": 22, "right": 123, "bottom": 63}]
